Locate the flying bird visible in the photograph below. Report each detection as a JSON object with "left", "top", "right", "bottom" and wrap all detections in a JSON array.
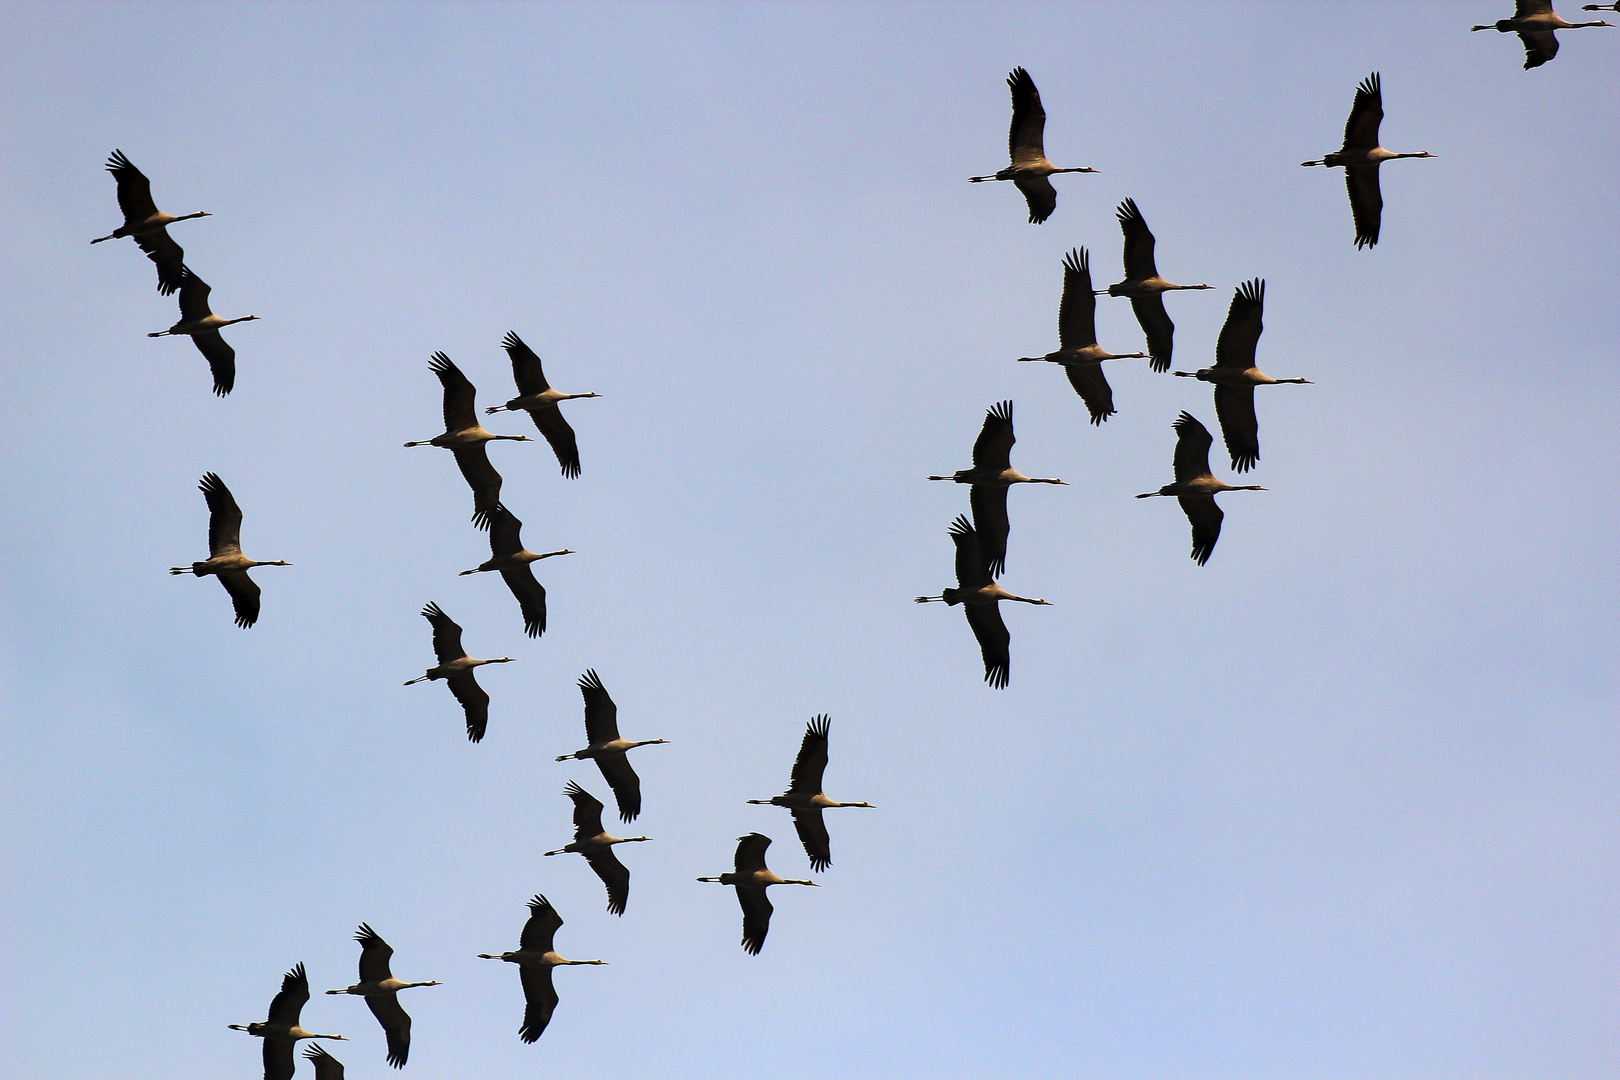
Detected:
[
  {"left": 148, "top": 268, "right": 259, "bottom": 395},
  {"left": 302, "top": 1045, "right": 346, "bottom": 1080},
  {"left": 485, "top": 332, "right": 600, "bottom": 478},
  {"left": 1018, "top": 248, "right": 1148, "bottom": 426},
  {"left": 169, "top": 473, "right": 290, "bottom": 628},
  {"left": 543, "top": 781, "right": 651, "bottom": 916},
  {"left": 1136, "top": 412, "right": 1266, "bottom": 566},
  {"left": 698, "top": 833, "right": 819, "bottom": 955},
  {"left": 916, "top": 515, "right": 1051, "bottom": 689},
  {"left": 1301, "top": 73, "right": 1435, "bottom": 248},
  {"left": 458, "top": 506, "right": 571, "bottom": 639},
  {"left": 969, "top": 67, "right": 1096, "bottom": 224},
  {"left": 478, "top": 894, "right": 606, "bottom": 1044},
  {"left": 748, "top": 715, "right": 873, "bottom": 872},
  {"left": 927, "top": 400, "right": 1066, "bottom": 578},
  {"left": 1096, "top": 198, "right": 1214, "bottom": 371},
  {"left": 229, "top": 963, "right": 347, "bottom": 1080},
  {"left": 1474, "top": 1, "right": 1613, "bottom": 66},
  {"left": 325, "top": 924, "right": 441, "bottom": 1069},
  {"left": 91, "top": 149, "right": 210, "bottom": 295},
  {"left": 1172, "top": 279, "right": 1311, "bottom": 473},
  {"left": 403, "top": 602, "right": 514, "bottom": 743},
  {"left": 555, "top": 669, "right": 669, "bottom": 822},
  {"left": 404, "top": 353, "right": 532, "bottom": 528}
]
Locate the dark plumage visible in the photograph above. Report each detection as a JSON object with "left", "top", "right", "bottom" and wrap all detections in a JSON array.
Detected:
[
  {"left": 477, "top": 894, "right": 607, "bottom": 1044},
  {"left": 968, "top": 67, "right": 1097, "bottom": 224},
  {"left": 169, "top": 473, "right": 291, "bottom": 628},
  {"left": 403, "top": 602, "right": 515, "bottom": 742},
  {"left": 488, "top": 332, "right": 601, "bottom": 478},
  {"left": 748, "top": 716, "right": 874, "bottom": 872},
  {"left": 543, "top": 781, "right": 651, "bottom": 916},
  {"left": 1300, "top": 73, "right": 1435, "bottom": 249},
  {"left": 459, "top": 507, "right": 572, "bottom": 640},
  {"left": 1018, "top": 249, "right": 1148, "bottom": 425},
  {"left": 92, "top": 149, "right": 210, "bottom": 294},
  {"left": 554, "top": 669, "right": 670, "bottom": 823},
  {"left": 698, "top": 833, "right": 818, "bottom": 954},
  {"left": 915, "top": 515, "right": 1052, "bottom": 689},
  {"left": 228, "top": 963, "right": 348, "bottom": 1080},
  {"left": 1135, "top": 412, "right": 1267, "bottom": 566},
  {"left": 324, "top": 924, "right": 441, "bottom": 1069}
]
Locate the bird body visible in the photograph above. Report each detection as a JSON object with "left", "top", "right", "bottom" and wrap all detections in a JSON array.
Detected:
[
  {"left": 325, "top": 924, "right": 439, "bottom": 1069},
  {"left": 485, "top": 332, "right": 599, "bottom": 477},
  {"left": 698, "top": 833, "right": 818, "bottom": 954},
  {"left": 478, "top": 895, "right": 606, "bottom": 1043},
  {"left": 1136, "top": 412, "right": 1266, "bottom": 565},
  {"left": 230, "top": 963, "right": 347, "bottom": 1080},
  {"left": 916, "top": 515, "right": 1050, "bottom": 688},
  {"left": 748, "top": 715, "right": 873, "bottom": 872},
  {"left": 169, "top": 473, "right": 290, "bottom": 628},
  {"left": 404, "top": 352, "right": 531, "bottom": 527},
  {"left": 404, "top": 602, "right": 513, "bottom": 742},
  {"left": 554, "top": 669, "right": 668, "bottom": 822},
  {"left": 1097, "top": 199, "right": 1213, "bottom": 371},
  {"left": 92, "top": 150, "right": 210, "bottom": 295},
  {"left": 1019, "top": 248, "right": 1147, "bottom": 425},
  {"left": 928, "top": 401, "right": 1064, "bottom": 578},
  {"left": 148, "top": 269, "right": 258, "bottom": 395},
  {"left": 459, "top": 507, "right": 570, "bottom": 639},
  {"left": 969, "top": 67, "right": 1096, "bottom": 224},
  {"left": 1301, "top": 73, "right": 1434, "bottom": 248},
  {"left": 544, "top": 781, "right": 649, "bottom": 915},
  {"left": 1473, "top": 2, "right": 1612, "bottom": 67}
]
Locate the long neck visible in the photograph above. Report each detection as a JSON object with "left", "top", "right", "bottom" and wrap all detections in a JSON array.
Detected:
[
  {"left": 177, "top": 211, "right": 209, "bottom": 222},
  {"left": 223, "top": 316, "right": 256, "bottom": 327}
]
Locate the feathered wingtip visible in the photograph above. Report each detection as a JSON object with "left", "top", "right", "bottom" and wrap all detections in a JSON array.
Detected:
[
  {"left": 984, "top": 662, "right": 1009, "bottom": 690},
  {"left": 986, "top": 400, "right": 1013, "bottom": 423},
  {"left": 578, "top": 668, "right": 606, "bottom": 694},
  {"left": 1172, "top": 410, "right": 1205, "bottom": 437},
  {"left": 948, "top": 513, "right": 975, "bottom": 539},
  {"left": 500, "top": 330, "right": 526, "bottom": 352},
  {"left": 282, "top": 962, "right": 308, "bottom": 989},
  {"left": 1356, "top": 71, "right": 1381, "bottom": 101},
  {"left": 1006, "top": 66, "right": 1035, "bottom": 96},
  {"left": 527, "top": 893, "right": 555, "bottom": 917},
  {"left": 420, "top": 601, "right": 448, "bottom": 621},
  {"left": 199, "top": 471, "right": 227, "bottom": 496},
  {"left": 354, "top": 922, "right": 383, "bottom": 946},
  {"left": 564, "top": 779, "right": 589, "bottom": 798},
  {"left": 806, "top": 714, "right": 831, "bottom": 739},
  {"left": 1115, "top": 197, "right": 1142, "bottom": 225},
  {"left": 1062, "top": 247, "right": 1089, "bottom": 276},
  {"left": 1229, "top": 278, "right": 1265, "bottom": 313},
  {"left": 303, "top": 1043, "right": 339, "bottom": 1063},
  {"left": 428, "top": 351, "right": 456, "bottom": 376},
  {"left": 106, "top": 149, "right": 136, "bottom": 174}
]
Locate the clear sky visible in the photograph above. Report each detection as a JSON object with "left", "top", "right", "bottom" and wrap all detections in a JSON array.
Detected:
[{"left": 3, "top": 3, "right": 1617, "bottom": 1078}]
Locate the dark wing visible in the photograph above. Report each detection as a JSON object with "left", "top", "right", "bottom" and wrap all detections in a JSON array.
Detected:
[
  {"left": 420, "top": 602, "right": 467, "bottom": 663},
  {"left": 970, "top": 484, "right": 1011, "bottom": 579},
  {"left": 1057, "top": 248, "right": 1097, "bottom": 349},
  {"left": 1129, "top": 296, "right": 1175, "bottom": 374},
  {"left": 1006, "top": 67, "right": 1046, "bottom": 164},
  {"left": 132, "top": 227, "right": 185, "bottom": 295},
  {"left": 565, "top": 781, "right": 608, "bottom": 838},
  {"left": 1343, "top": 72, "right": 1383, "bottom": 151},
  {"left": 788, "top": 714, "right": 831, "bottom": 795},
  {"left": 106, "top": 150, "right": 159, "bottom": 222},
  {"left": 303, "top": 1044, "right": 346, "bottom": 1080},
  {"left": 518, "top": 965, "right": 559, "bottom": 1043},
  {"left": 501, "top": 331, "right": 553, "bottom": 396},
  {"left": 1519, "top": 30, "right": 1559, "bottom": 68},
  {"left": 971, "top": 400, "right": 1015, "bottom": 472},
  {"left": 1213, "top": 279, "right": 1264, "bottom": 372},
  {"left": 1213, "top": 384, "right": 1260, "bottom": 473},
  {"left": 737, "top": 886, "right": 774, "bottom": 955},
  {"left": 447, "top": 673, "right": 489, "bottom": 743},
  {"left": 1346, "top": 167, "right": 1383, "bottom": 249},
  {"left": 487, "top": 505, "right": 525, "bottom": 558},
  {"left": 218, "top": 571, "right": 261, "bottom": 629},
  {"left": 192, "top": 330, "right": 237, "bottom": 397},
  {"left": 1171, "top": 411, "right": 1216, "bottom": 484},
  {"left": 1515, "top": 0, "right": 1555, "bottom": 14},
  {"left": 578, "top": 668, "right": 620, "bottom": 743},
  {"left": 596, "top": 753, "right": 642, "bottom": 824},
  {"left": 267, "top": 963, "right": 309, "bottom": 1026},
  {"left": 264, "top": 1038, "right": 296, "bottom": 1080},
  {"left": 176, "top": 268, "right": 214, "bottom": 323},
  {"left": 429, "top": 352, "right": 479, "bottom": 432},
  {"left": 964, "top": 602, "right": 1011, "bottom": 689},
  {"left": 587, "top": 848, "right": 631, "bottom": 915},
  {"left": 531, "top": 406, "right": 582, "bottom": 479},
  {"left": 365, "top": 993, "right": 412, "bottom": 1068},
  {"left": 947, "top": 514, "right": 992, "bottom": 590},
  {"left": 1013, "top": 174, "right": 1057, "bottom": 225},
  {"left": 1179, "top": 494, "right": 1224, "bottom": 566},
  {"left": 1065, "top": 364, "right": 1115, "bottom": 426},
  {"left": 355, "top": 923, "right": 394, "bottom": 984},
  {"left": 499, "top": 563, "right": 548, "bottom": 639},
  {"left": 1116, "top": 198, "right": 1159, "bottom": 280},
  {"left": 200, "top": 472, "right": 243, "bottom": 556},
  {"left": 790, "top": 808, "right": 833, "bottom": 873},
  {"left": 734, "top": 832, "right": 772, "bottom": 874},
  {"left": 519, "top": 894, "right": 563, "bottom": 953},
  {"left": 451, "top": 444, "right": 504, "bottom": 529}
]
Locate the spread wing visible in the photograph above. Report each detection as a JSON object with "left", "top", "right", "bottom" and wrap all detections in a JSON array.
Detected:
[
  {"left": 1172, "top": 411, "right": 1216, "bottom": 484},
  {"left": 355, "top": 923, "right": 393, "bottom": 983},
  {"left": 421, "top": 602, "right": 466, "bottom": 663},
  {"left": 176, "top": 268, "right": 214, "bottom": 323},
  {"left": 501, "top": 331, "right": 552, "bottom": 396},
  {"left": 451, "top": 445, "right": 504, "bottom": 529},
  {"left": 588, "top": 848, "right": 631, "bottom": 915},
  {"left": 192, "top": 330, "right": 237, "bottom": 397},
  {"left": 734, "top": 832, "right": 772, "bottom": 874},
  {"left": 1213, "top": 384, "right": 1260, "bottom": 473},
  {"left": 499, "top": 563, "right": 547, "bottom": 639},
  {"left": 969, "top": 484, "right": 1010, "bottom": 579},
  {"left": 106, "top": 150, "right": 159, "bottom": 222},
  {"left": 303, "top": 1044, "right": 346, "bottom": 1080},
  {"left": 565, "top": 781, "right": 607, "bottom": 838},
  {"left": 218, "top": 571, "right": 260, "bottom": 629},
  {"left": 1179, "top": 494, "right": 1224, "bottom": 566},
  {"left": 788, "top": 715, "right": 831, "bottom": 795},
  {"left": 964, "top": 602, "right": 1011, "bottom": 689},
  {"left": 596, "top": 753, "right": 643, "bottom": 824},
  {"left": 530, "top": 406, "right": 582, "bottom": 478},
  {"left": 518, "top": 965, "right": 558, "bottom": 1043},
  {"left": 1116, "top": 198, "right": 1158, "bottom": 281},
  {"left": 429, "top": 352, "right": 479, "bottom": 431},
  {"left": 1519, "top": 30, "right": 1559, "bottom": 68},
  {"left": 971, "top": 400, "right": 1015, "bottom": 472},
  {"left": 737, "top": 886, "right": 774, "bottom": 955},
  {"left": 365, "top": 992, "right": 412, "bottom": 1068},
  {"left": 1342, "top": 72, "right": 1383, "bottom": 151},
  {"left": 1014, "top": 174, "right": 1057, "bottom": 224},
  {"left": 1057, "top": 248, "right": 1097, "bottom": 349},
  {"left": 578, "top": 668, "right": 620, "bottom": 743},
  {"left": 1214, "top": 280, "right": 1264, "bottom": 371},
  {"left": 1065, "top": 364, "right": 1115, "bottom": 426},
  {"left": 947, "top": 514, "right": 991, "bottom": 590},
  {"left": 267, "top": 963, "right": 309, "bottom": 1027},
  {"left": 790, "top": 808, "right": 833, "bottom": 873},
  {"left": 1346, "top": 166, "right": 1383, "bottom": 249},
  {"left": 519, "top": 894, "right": 563, "bottom": 952},
  {"left": 1129, "top": 295, "right": 1175, "bottom": 373},
  {"left": 132, "top": 226, "right": 185, "bottom": 295},
  {"left": 200, "top": 472, "right": 243, "bottom": 556},
  {"left": 448, "top": 672, "right": 490, "bottom": 743},
  {"left": 1006, "top": 67, "right": 1046, "bottom": 164},
  {"left": 1515, "top": 0, "right": 1555, "bottom": 15},
  {"left": 264, "top": 1038, "right": 296, "bottom": 1080}
]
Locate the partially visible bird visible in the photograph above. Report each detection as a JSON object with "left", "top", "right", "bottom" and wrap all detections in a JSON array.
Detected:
[
  {"left": 1096, "top": 198, "right": 1214, "bottom": 371},
  {"left": 748, "top": 715, "right": 874, "bottom": 872},
  {"left": 543, "top": 781, "right": 651, "bottom": 916},
  {"left": 91, "top": 149, "right": 210, "bottom": 295},
  {"left": 229, "top": 963, "right": 347, "bottom": 1080},
  {"left": 1173, "top": 279, "right": 1311, "bottom": 473},
  {"left": 928, "top": 401, "right": 1066, "bottom": 578},
  {"left": 169, "top": 473, "right": 290, "bottom": 628},
  {"left": 485, "top": 332, "right": 600, "bottom": 478},
  {"left": 148, "top": 268, "right": 259, "bottom": 396},
  {"left": 477, "top": 894, "right": 607, "bottom": 1044},
  {"left": 302, "top": 1045, "right": 346, "bottom": 1080},
  {"left": 325, "top": 924, "right": 441, "bottom": 1069},
  {"left": 1018, "top": 248, "right": 1148, "bottom": 425},
  {"left": 403, "top": 602, "right": 514, "bottom": 743},
  {"left": 915, "top": 515, "right": 1052, "bottom": 689},
  {"left": 1136, "top": 412, "right": 1266, "bottom": 566},
  {"left": 404, "top": 353, "right": 532, "bottom": 528},
  {"left": 554, "top": 670, "right": 669, "bottom": 823},
  {"left": 1301, "top": 73, "right": 1435, "bottom": 248},
  {"left": 969, "top": 67, "right": 1097, "bottom": 224},
  {"left": 458, "top": 506, "right": 571, "bottom": 639},
  {"left": 1474, "top": 2, "right": 1613, "bottom": 67},
  {"left": 698, "top": 833, "right": 819, "bottom": 955}
]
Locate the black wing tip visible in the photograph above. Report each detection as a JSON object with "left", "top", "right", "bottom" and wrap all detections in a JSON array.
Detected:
[
  {"left": 578, "top": 668, "right": 605, "bottom": 692},
  {"left": 199, "top": 471, "right": 225, "bottom": 491},
  {"left": 1191, "top": 543, "right": 1215, "bottom": 566},
  {"left": 1116, "top": 196, "right": 1142, "bottom": 222},
  {"left": 806, "top": 714, "right": 831, "bottom": 738},
  {"left": 527, "top": 892, "right": 553, "bottom": 913},
  {"left": 106, "top": 148, "right": 135, "bottom": 171},
  {"left": 948, "top": 513, "right": 974, "bottom": 538},
  {"left": 564, "top": 779, "right": 588, "bottom": 798},
  {"left": 303, "top": 1043, "right": 334, "bottom": 1062},
  {"left": 1007, "top": 66, "right": 1034, "bottom": 89},
  {"left": 501, "top": 330, "right": 525, "bottom": 351},
  {"left": 1234, "top": 278, "right": 1264, "bottom": 305},
  {"left": 355, "top": 921, "right": 382, "bottom": 943},
  {"left": 559, "top": 462, "right": 582, "bottom": 479},
  {"left": 809, "top": 857, "right": 831, "bottom": 873},
  {"left": 607, "top": 896, "right": 627, "bottom": 916},
  {"left": 1062, "top": 247, "right": 1088, "bottom": 274},
  {"left": 524, "top": 619, "right": 544, "bottom": 639},
  {"left": 1231, "top": 453, "right": 1259, "bottom": 473},
  {"left": 420, "top": 601, "right": 447, "bottom": 621},
  {"left": 285, "top": 961, "right": 307, "bottom": 983},
  {"left": 1148, "top": 355, "right": 1171, "bottom": 374},
  {"left": 985, "top": 664, "right": 1009, "bottom": 689},
  {"left": 1358, "top": 71, "right": 1381, "bottom": 97},
  {"left": 428, "top": 351, "right": 454, "bottom": 372},
  {"left": 520, "top": 1027, "right": 543, "bottom": 1043},
  {"left": 1173, "top": 411, "right": 1206, "bottom": 436},
  {"left": 987, "top": 399, "right": 1013, "bottom": 422},
  {"left": 234, "top": 613, "right": 256, "bottom": 629},
  {"left": 387, "top": 1050, "right": 407, "bottom": 1068},
  {"left": 1354, "top": 232, "right": 1379, "bottom": 250},
  {"left": 985, "top": 557, "right": 1007, "bottom": 577}
]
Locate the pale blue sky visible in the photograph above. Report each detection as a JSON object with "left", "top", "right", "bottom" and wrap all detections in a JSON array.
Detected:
[{"left": 2, "top": 3, "right": 1617, "bottom": 1078}]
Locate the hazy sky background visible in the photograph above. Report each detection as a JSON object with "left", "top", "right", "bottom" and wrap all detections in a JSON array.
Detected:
[{"left": 3, "top": 3, "right": 1617, "bottom": 1078}]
